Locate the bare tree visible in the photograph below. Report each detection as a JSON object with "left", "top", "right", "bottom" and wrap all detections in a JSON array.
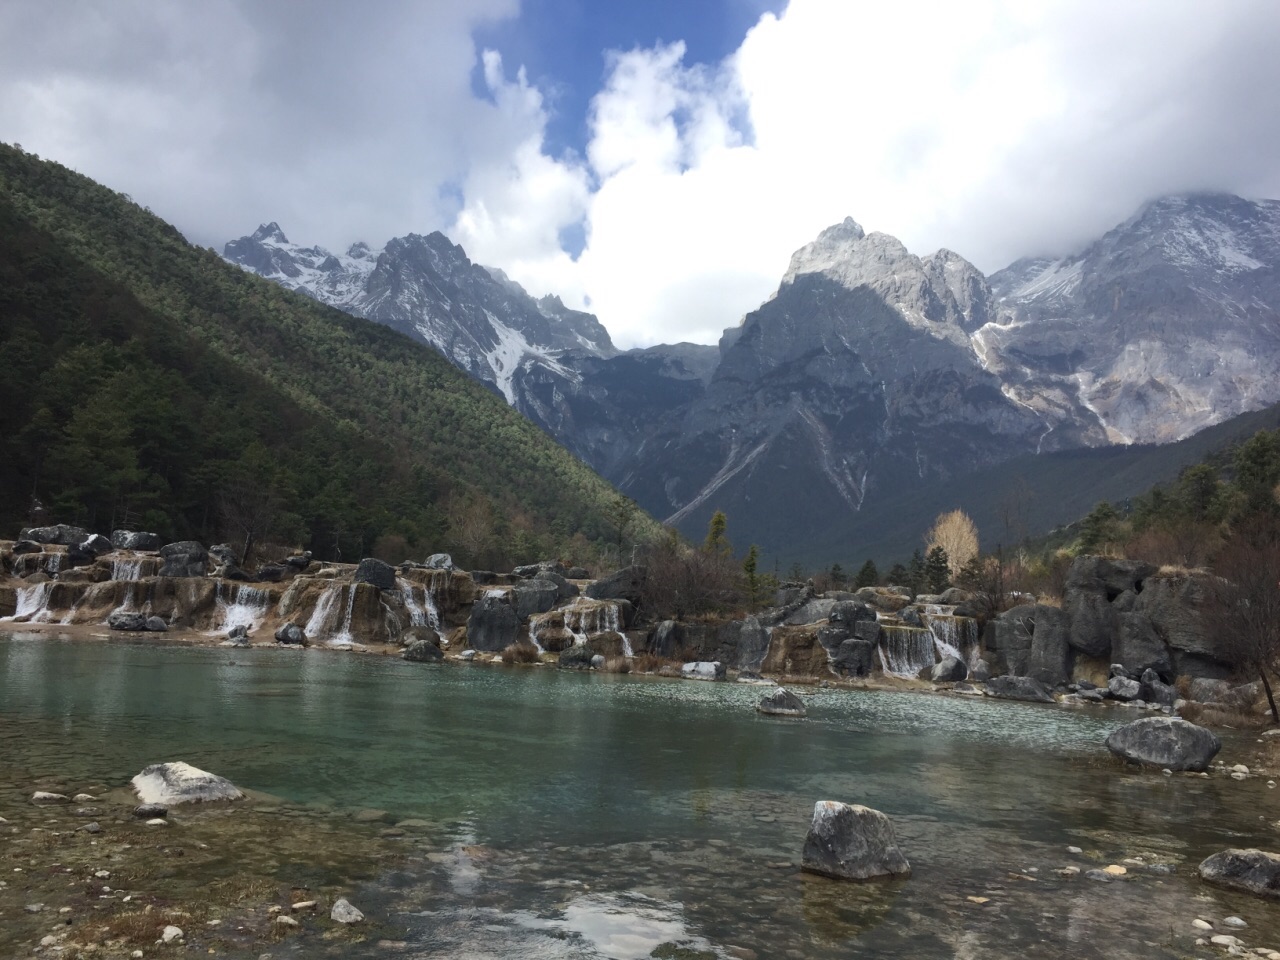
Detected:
[
  {"left": 1210, "top": 518, "right": 1280, "bottom": 724},
  {"left": 925, "top": 509, "right": 979, "bottom": 580}
]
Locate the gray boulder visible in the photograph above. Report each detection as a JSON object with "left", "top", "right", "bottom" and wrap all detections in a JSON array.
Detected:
[
  {"left": 986, "top": 605, "right": 1037, "bottom": 676},
  {"left": 80, "top": 534, "right": 113, "bottom": 557},
  {"left": 1105, "top": 716, "right": 1221, "bottom": 771},
  {"left": 159, "top": 541, "right": 208, "bottom": 578},
  {"left": 1064, "top": 588, "right": 1116, "bottom": 658},
  {"left": 681, "top": 661, "right": 726, "bottom": 681},
  {"left": 111, "top": 530, "right": 162, "bottom": 551},
  {"left": 1135, "top": 574, "right": 1230, "bottom": 674},
  {"left": 1065, "top": 555, "right": 1156, "bottom": 596},
  {"left": 1025, "top": 604, "right": 1072, "bottom": 687},
  {"left": 931, "top": 656, "right": 968, "bottom": 683},
  {"left": 1190, "top": 677, "right": 1233, "bottom": 704},
  {"left": 423, "top": 553, "right": 454, "bottom": 570},
  {"left": 758, "top": 688, "right": 807, "bottom": 717},
  {"left": 969, "top": 658, "right": 992, "bottom": 682},
  {"left": 209, "top": 543, "right": 239, "bottom": 567},
  {"left": 145, "top": 616, "right": 168, "bottom": 632},
  {"left": 1140, "top": 668, "right": 1178, "bottom": 707},
  {"left": 20, "top": 524, "right": 89, "bottom": 546},
  {"left": 12, "top": 539, "right": 42, "bottom": 554},
  {"left": 939, "top": 587, "right": 973, "bottom": 604},
  {"left": 1199, "top": 849, "right": 1280, "bottom": 899},
  {"left": 833, "top": 638, "right": 876, "bottom": 678},
  {"left": 829, "top": 600, "right": 877, "bottom": 627},
  {"left": 274, "top": 622, "right": 307, "bottom": 646},
  {"left": 1112, "top": 612, "right": 1173, "bottom": 681},
  {"left": 558, "top": 644, "right": 595, "bottom": 669},
  {"left": 284, "top": 551, "right": 313, "bottom": 570},
  {"left": 983, "top": 676, "right": 1054, "bottom": 703},
  {"left": 720, "top": 617, "right": 771, "bottom": 671},
  {"left": 131, "top": 761, "right": 244, "bottom": 805},
  {"left": 108, "top": 611, "right": 149, "bottom": 632},
  {"left": 402, "top": 636, "right": 444, "bottom": 662},
  {"left": 1107, "top": 676, "right": 1142, "bottom": 701},
  {"left": 649, "top": 620, "right": 683, "bottom": 657},
  {"left": 256, "top": 564, "right": 286, "bottom": 582},
  {"left": 331, "top": 898, "right": 365, "bottom": 924},
  {"left": 226, "top": 625, "right": 250, "bottom": 646},
  {"left": 353, "top": 558, "right": 396, "bottom": 591},
  {"left": 513, "top": 578, "right": 560, "bottom": 620},
  {"left": 801, "top": 801, "right": 911, "bottom": 881},
  {"left": 513, "top": 560, "right": 567, "bottom": 579},
  {"left": 466, "top": 595, "right": 522, "bottom": 652},
  {"left": 566, "top": 566, "right": 590, "bottom": 580},
  {"left": 585, "top": 565, "right": 647, "bottom": 605}
]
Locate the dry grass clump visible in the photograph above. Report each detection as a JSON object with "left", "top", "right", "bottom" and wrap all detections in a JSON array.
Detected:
[
  {"left": 602, "top": 656, "right": 630, "bottom": 674},
  {"left": 631, "top": 652, "right": 683, "bottom": 673},
  {"left": 501, "top": 642, "right": 542, "bottom": 664},
  {"left": 1175, "top": 675, "right": 1194, "bottom": 700},
  {"left": 1177, "top": 700, "right": 1267, "bottom": 730}
]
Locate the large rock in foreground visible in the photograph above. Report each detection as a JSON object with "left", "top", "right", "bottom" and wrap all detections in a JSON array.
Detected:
[
  {"left": 131, "top": 762, "right": 244, "bottom": 805},
  {"left": 801, "top": 801, "right": 911, "bottom": 881},
  {"left": 1199, "top": 849, "right": 1280, "bottom": 899},
  {"left": 1105, "top": 716, "right": 1221, "bottom": 772}
]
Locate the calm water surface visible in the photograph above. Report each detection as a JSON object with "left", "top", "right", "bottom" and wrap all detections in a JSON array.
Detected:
[{"left": 3, "top": 631, "right": 1280, "bottom": 958}]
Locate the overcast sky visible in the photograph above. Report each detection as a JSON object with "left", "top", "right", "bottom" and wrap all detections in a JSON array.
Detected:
[{"left": 3, "top": 0, "right": 1279, "bottom": 347}]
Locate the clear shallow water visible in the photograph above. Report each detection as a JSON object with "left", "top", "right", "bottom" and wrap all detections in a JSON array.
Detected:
[{"left": 3, "top": 631, "right": 1280, "bottom": 959}]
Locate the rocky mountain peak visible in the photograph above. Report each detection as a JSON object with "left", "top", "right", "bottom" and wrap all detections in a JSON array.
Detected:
[{"left": 251, "top": 221, "right": 289, "bottom": 244}]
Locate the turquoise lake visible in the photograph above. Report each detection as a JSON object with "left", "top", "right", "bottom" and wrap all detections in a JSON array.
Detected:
[{"left": 3, "top": 631, "right": 1279, "bottom": 959}]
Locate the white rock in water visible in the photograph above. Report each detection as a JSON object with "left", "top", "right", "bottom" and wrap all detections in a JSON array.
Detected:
[
  {"left": 161, "top": 925, "right": 183, "bottom": 942},
  {"left": 1192, "top": 918, "right": 1213, "bottom": 931},
  {"left": 30, "top": 791, "right": 69, "bottom": 804},
  {"left": 1223, "top": 916, "right": 1248, "bottom": 927},
  {"left": 331, "top": 897, "right": 364, "bottom": 923},
  {"left": 131, "top": 762, "right": 244, "bottom": 805},
  {"left": 1210, "top": 934, "right": 1243, "bottom": 947}
]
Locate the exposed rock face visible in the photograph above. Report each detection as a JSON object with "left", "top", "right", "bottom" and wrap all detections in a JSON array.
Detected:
[
  {"left": 758, "top": 688, "right": 807, "bottom": 717},
  {"left": 983, "top": 676, "right": 1054, "bottom": 703},
  {"left": 109, "top": 530, "right": 160, "bottom": 551},
  {"left": 423, "top": 553, "right": 454, "bottom": 570},
  {"left": 801, "top": 801, "right": 911, "bottom": 881},
  {"left": 1025, "top": 605, "right": 1072, "bottom": 687},
  {"left": 513, "top": 579, "right": 560, "bottom": 620},
  {"left": 584, "top": 566, "right": 646, "bottom": 606},
  {"left": 158, "top": 541, "right": 208, "bottom": 578},
  {"left": 1107, "top": 676, "right": 1141, "bottom": 701},
  {"left": 931, "top": 657, "right": 968, "bottom": 683},
  {"left": 353, "top": 558, "right": 396, "bottom": 591},
  {"left": 833, "top": 638, "right": 877, "bottom": 678},
  {"left": 1113, "top": 612, "right": 1174, "bottom": 680},
  {"left": 131, "top": 762, "right": 244, "bottom": 805},
  {"left": 1135, "top": 573, "right": 1231, "bottom": 677},
  {"left": 1105, "top": 717, "right": 1221, "bottom": 771},
  {"left": 466, "top": 595, "right": 521, "bottom": 652},
  {"left": 1199, "top": 849, "right": 1280, "bottom": 899}
]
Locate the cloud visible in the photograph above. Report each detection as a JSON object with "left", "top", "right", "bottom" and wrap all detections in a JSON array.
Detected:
[
  {"left": 0, "top": 0, "right": 522, "bottom": 250},
  {"left": 453, "top": 0, "right": 1280, "bottom": 348},
  {"left": 4, "top": 1, "right": 1279, "bottom": 350}
]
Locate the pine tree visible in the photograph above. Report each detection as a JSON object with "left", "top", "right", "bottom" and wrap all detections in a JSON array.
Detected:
[
  {"left": 829, "top": 562, "right": 846, "bottom": 586},
  {"left": 886, "top": 562, "right": 908, "bottom": 586},
  {"left": 907, "top": 549, "right": 926, "bottom": 595},
  {"left": 854, "top": 559, "right": 879, "bottom": 588},
  {"left": 743, "top": 544, "right": 765, "bottom": 609},
  {"left": 705, "top": 510, "right": 730, "bottom": 554},
  {"left": 1078, "top": 501, "right": 1120, "bottom": 553},
  {"left": 925, "top": 545, "right": 951, "bottom": 592}
]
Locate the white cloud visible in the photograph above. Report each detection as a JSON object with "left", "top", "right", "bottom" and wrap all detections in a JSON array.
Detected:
[{"left": 453, "top": 0, "right": 1280, "bottom": 349}]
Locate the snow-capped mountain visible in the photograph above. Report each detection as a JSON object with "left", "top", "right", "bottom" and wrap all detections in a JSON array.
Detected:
[
  {"left": 226, "top": 191, "right": 1280, "bottom": 560},
  {"left": 985, "top": 192, "right": 1280, "bottom": 444},
  {"left": 223, "top": 223, "right": 616, "bottom": 406}
]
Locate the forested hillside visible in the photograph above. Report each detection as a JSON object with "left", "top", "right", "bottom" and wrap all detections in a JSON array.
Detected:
[{"left": 0, "top": 144, "right": 651, "bottom": 567}]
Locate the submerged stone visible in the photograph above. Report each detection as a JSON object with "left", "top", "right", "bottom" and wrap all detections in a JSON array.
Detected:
[{"left": 801, "top": 801, "right": 911, "bottom": 881}]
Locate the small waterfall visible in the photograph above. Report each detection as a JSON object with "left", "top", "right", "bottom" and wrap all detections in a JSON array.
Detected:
[
  {"left": 398, "top": 578, "right": 439, "bottom": 630},
  {"left": 920, "top": 610, "right": 980, "bottom": 664},
  {"left": 563, "top": 598, "right": 621, "bottom": 645},
  {"left": 621, "top": 634, "right": 634, "bottom": 657},
  {"left": 4, "top": 582, "right": 56, "bottom": 623},
  {"left": 45, "top": 553, "right": 64, "bottom": 575},
  {"left": 304, "top": 584, "right": 343, "bottom": 641},
  {"left": 112, "top": 558, "right": 145, "bottom": 581},
  {"left": 526, "top": 620, "right": 545, "bottom": 654},
  {"left": 213, "top": 582, "right": 270, "bottom": 633},
  {"left": 329, "top": 586, "right": 359, "bottom": 646},
  {"left": 877, "top": 625, "right": 936, "bottom": 678},
  {"left": 111, "top": 581, "right": 146, "bottom": 617}
]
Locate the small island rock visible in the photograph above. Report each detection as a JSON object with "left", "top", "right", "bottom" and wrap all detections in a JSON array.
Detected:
[
  {"left": 1105, "top": 716, "right": 1221, "bottom": 772},
  {"left": 758, "top": 688, "right": 807, "bottom": 717},
  {"left": 331, "top": 898, "right": 365, "bottom": 923},
  {"left": 801, "top": 801, "right": 911, "bottom": 881},
  {"left": 131, "top": 761, "right": 244, "bottom": 805}
]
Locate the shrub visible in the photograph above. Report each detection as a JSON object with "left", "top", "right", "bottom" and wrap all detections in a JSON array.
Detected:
[
  {"left": 603, "top": 657, "right": 631, "bottom": 674},
  {"left": 501, "top": 642, "right": 541, "bottom": 664}
]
